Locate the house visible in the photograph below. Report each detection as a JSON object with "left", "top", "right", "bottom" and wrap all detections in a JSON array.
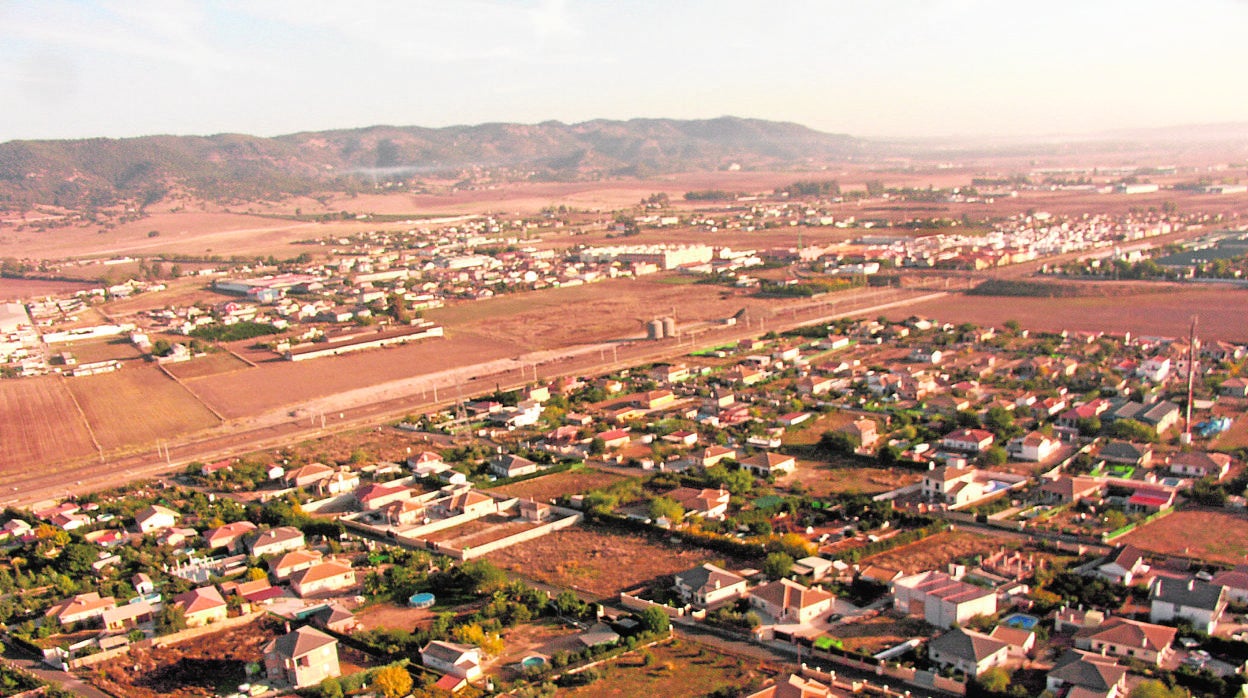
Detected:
[
  {"left": 748, "top": 578, "right": 835, "bottom": 624},
  {"left": 101, "top": 600, "right": 154, "bottom": 632},
  {"left": 490, "top": 453, "right": 539, "bottom": 478},
  {"left": 264, "top": 626, "right": 341, "bottom": 689},
  {"left": 639, "top": 389, "right": 676, "bottom": 410},
  {"left": 920, "top": 465, "right": 977, "bottom": 504},
  {"left": 650, "top": 363, "right": 690, "bottom": 383},
  {"left": 1169, "top": 451, "right": 1232, "bottom": 481},
  {"left": 740, "top": 452, "right": 796, "bottom": 478},
  {"left": 777, "top": 412, "right": 811, "bottom": 428},
  {"left": 989, "top": 625, "right": 1036, "bottom": 657},
  {"left": 271, "top": 549, "right": 323, "bottom": 581},
  {"left": 791, "top": 556, "right": 834, "bottom": 583},
  {"left": 1095, "top": 545, "right": 1149, "bottom": 586},
  {"left": 892, "top": 570, "right": 997, "bottom": 629},
  {"left": 518, "top": 498, "right": 551, "bottom": 522},
  {"left": 203, "top": 521, "right": 258, "bottom": 552},
  {"left": 926, "top": 628, "right": 1009, "bottom": 677},
  {"left": 1045, "top": 649, "right": 1128, "bottom": 698},
  {"left": 421, "top": 640, "right": 483, "bottom": 680},
  {"left": 1039, "top": 476, "right": 1105, "bottom": 505},
  {"left": 796, "top": 375, "right": 835, "bottom": 396},
  {"left": 308, "top": 604, "right": 357, "bottom": 634},
  {"left": 173, "top": 586, "right": 228, "bottom": 627},
  {"left": 941, "top": 429, "right": 995, "bottom": 454},
  {"left": 158, "top": 527, "right": 198, "bottom": 547},
  {"left": 221, "top": 578, "right": 279, "bottom": 604},
  {"left": 1074, "top": 616, "right": 1176, "bottom": 665},
  {"left": 284, "top": 462, "right": 335, "bottom": 489},
  {"left": 1127, "top": 487, "right": 1176, "bottom": 514},
  {"left": 1098, "top": 440, "right": 1153, "bottom": 467},
  {"left": 698, "top": 446, "right": 736, "bottom": 468},
  {"left": 1008, "top": 431, "right": 1059, "bottom": 462},
  {"left": 291, "top": 560, "right": 357, "bottom": 598},
  {"left": 843, "top": 419, "right": 879, "bottom": 451},
  {"left": 662, "top": 430, "right": 698, "bottom": 447},
  {"left": 248, "top": 526, "right": 306, "bottom": 557},
  {"left": 1219, "top": 377, "right": 1248, "bottom": 398},
  {"left": 666, "top": 487, "right": 730, "bottom": 519},
  {"left": 354, "top": 482, "right": 411, "bottom": 510},
  {"left": 438, "top": 490, "right": 497, "bottom": 518},
  {"left": 673, "top": 563, "right": 748, "bottom": 610},
  {"left": 1211, "top": 566, "right": 1248, "bottom": 604},
  {"left": 1150, "top": 577, "right": 1227, "bottom": 633},
  {"left": 576, "top": 623, "right": 621, "bottom": 649},
  {"left": 132, "top": 573, "right": 155, "bottom": 596},
  {"left": 746, "top": 674, "right": 834, "bottom": 698},
  {"left": 134, "top": 505, "right": 179, "bottom": 534},
  {"left": 45, "top": 592, "right": 117, "bottom": 626},
  {"left": 597, "top": 428, "right": 632, "bottom": 450},
  {"left": 858, "top": 565, "right": 903, "bottom": 585}
]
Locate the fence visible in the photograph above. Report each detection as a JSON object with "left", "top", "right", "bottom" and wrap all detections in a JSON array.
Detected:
[
  {"left": 437, "top": 510, "right": 582, "bottom": 561},
  {"left": 1102, "top": 506, "right": 1175, "bottom": 542}
]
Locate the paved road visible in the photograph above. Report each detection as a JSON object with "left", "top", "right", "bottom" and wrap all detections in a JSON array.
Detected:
[{"left": 2, "top": 644, "right": 113, "bottom": 698}]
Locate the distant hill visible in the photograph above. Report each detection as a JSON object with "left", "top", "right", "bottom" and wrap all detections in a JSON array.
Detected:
[{"left": 0, "top": 117, "right": 865, "bottom": 208}]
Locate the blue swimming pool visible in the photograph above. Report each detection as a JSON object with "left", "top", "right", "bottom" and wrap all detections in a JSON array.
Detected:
[
  {"left": 1003, "top": 613, "right": 1038, "bottom": 630},
  {"left": 522, "top": 656, "right": 546, "bottom": 669}
]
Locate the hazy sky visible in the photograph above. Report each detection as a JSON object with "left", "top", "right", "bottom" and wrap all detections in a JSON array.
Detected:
[{"left": 2, "top": 0, "right": 1246, "bottom": 142}]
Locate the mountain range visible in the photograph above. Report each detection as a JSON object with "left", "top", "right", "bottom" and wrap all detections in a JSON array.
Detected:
[{"left": 2, "top": 116, "right": 1246, "bottom": 209}]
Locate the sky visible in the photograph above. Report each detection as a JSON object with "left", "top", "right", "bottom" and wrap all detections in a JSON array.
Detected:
[{"left": 2, "top": 0, "right": 1247, "bottom": 142}]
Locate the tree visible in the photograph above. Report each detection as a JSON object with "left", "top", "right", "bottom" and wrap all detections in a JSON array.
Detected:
[
  {"left": 1128, "top": 680, "right": 1190, "bottom": 698},
  {"left": 819, "top": 430, "right": 860, "bottom": 456},
  {"left": 977, "top": 667, "right": 1010, "bottom": 694},
  {"left": 982, "top": 446, "right": 1009, "bottom": 467},
  {"left": 1110, "top": 419, "right": 1158, "bottom": 443},
  {"left": 319, "top": 677, "right": 344, "bottom": 698},
  {"left": 648, "top": 496, "right": 685, "bottom": 524},
  {"left": 155, "top": 605, "right": 187, "bottom": 635},
  {"left": 371, "top": 665, "right": 413, "bottom": 698},
  {"left": 639, "top": 605, "right": 670, "bottom": 635},
  {"left": 763, "top": 552, "right": 794, "bottom": 580}
]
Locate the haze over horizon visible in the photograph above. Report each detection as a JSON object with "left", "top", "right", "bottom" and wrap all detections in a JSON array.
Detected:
[{"left": 2, "top": 0, "right": 1247, "bottom": 143}]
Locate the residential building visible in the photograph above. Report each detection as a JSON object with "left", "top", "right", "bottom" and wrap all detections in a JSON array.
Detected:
[
  {"left": 263, "top": 626, "right": 341, "bottom": 689},
  {"left": 941, "top": 428, "right": 995, "bottom": 454},
  {"left": 45, "top": 592, "right": 116, "bottom": 626},
  {"left": 746, "top": 674, "right": 834, "bottom": 698},
  {"left": 1095, "top": 545, "right": 1149, "bottom": 586},
  {"left": 1045, "top": 650, "right": 1127, "bottom": 698},
  {"left": 1074, "top": 616, "right": 1175, "bottom": 665},
  {"left": 291, "top": 560, "right": 357, "bottom": 598},
  {"left": 740, "top": 451, "right": 796, "bottom": 478},
  {"left": 892, "top": 570, "right": 997, "bottom": 629},
  {"left": 248, "top": 526, "right": 306, "bottom": 558},
  {"left": 926, "top": 628, "right": 1009, "bottom": 677},
  {"left": 1168, "top": 451, "right": 1232, "bottom": 481},
  {"left": 666, "top": 487, "right": 730, "bottom": 519},
  {"left": 490, "top": 453, "right": 539, "bottom": 478},
  {"left": 134, "top": 505, "right": 179, "bottom": 534},
  {"left": 204, "top": 521, "right": 258, "bottom": 552},
  {"left": 673, "top": 563, "right": 748, "bottom": 610},
  {"left": 1008, "top": 431, "right": 1059, "bottom": 461},
  {"left": 1150, "top": 577, "right": 1228, "bottom": 633},
  {"left": 173, "top": 586, "right": 228, "bottom": 627},
  {"left": 421, "top": 640, "right": 483, "bottom": 680},
  {"left": 748, "top": 578, "right": 834, "bottom": 624}
]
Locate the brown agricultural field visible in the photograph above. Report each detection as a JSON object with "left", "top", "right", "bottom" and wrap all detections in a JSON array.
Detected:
[
  {"left": 1119, "top": 510, "right": 1248, "bottom": 565},
  {"left": 163, "top": 352, "right": 253, "bottom": 380},
  {"left": 0, "top": 375, "right": 97, "bottom": 473},
  {"left": 784, "top": 462, "right": 920, "bottom": 498},
  {"left": 886, "top": 286, "right": 1248, "bottom": 343},
  {"left": 64, "top": 366, "right": 220, "bottom": 451},
  {"left": 354, "top": 602, "right": 438, "bottom": 632},
  {"left": 487, "top": 526, "right": 735, "bottom": 598},
  {"left": 0, "top": 277, "right": 97, "bottom": 300},
  {"left": 488, "top": 468, "right": 632, "bottom": 502},
  {"left": 60, "top": 338, "right": 145, "bottom": 364}
]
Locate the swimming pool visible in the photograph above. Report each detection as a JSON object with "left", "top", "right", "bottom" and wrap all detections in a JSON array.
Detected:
[
  {"left": 1003, "top": 613, "right": 1038, "bottom": 630},
  {"left": 521, "top": 656, "right": 546, "bottom": 669}
]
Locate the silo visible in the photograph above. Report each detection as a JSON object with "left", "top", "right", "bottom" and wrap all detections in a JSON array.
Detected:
[
  {"left": 647, "top": 319, "right": 665, "bottom": 340},
  {"left": 662, "top": 316, "right": 677, "bottom": 338}
]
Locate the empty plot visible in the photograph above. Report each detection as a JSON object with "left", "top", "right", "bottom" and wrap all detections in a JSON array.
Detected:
[
  {"left": 65, "top": 366, "right": 220, "bottom": 450},
  {"left": 0, "top": 376, "right": 97, "bottom": 472}
]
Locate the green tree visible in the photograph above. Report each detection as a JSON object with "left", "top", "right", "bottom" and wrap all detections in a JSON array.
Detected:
[
  {"left": 648, "top": 496, "right": 685, "bottom": 524},
  {"left": 155, "top": 605, "right": 187, "bottom": 635},
  {"left": 982, "top": 446, "right": 1009, "bottom": 467},
  {"left": 763, "top": 552, "right": 794, "bottom": 580},
  {"left": 319, "top": 676, "right": 344, "bottom": 698},
  {"left": 819, "top": 430, "right": 860, "bottom": 455},
  {"left": 977, "top": 666, "right": 1010, "bottom": 693},
  {"left": 1128, "top": 680, "right": 1190, "bottom": 698},
  {"left": 371, "top": 665, "right": 412, "bottom": 698},
  {"left": 1110, "top": 419, "right": 1158, "bottom": 443},
  {"left": 639, "top": 605, "right": 671, "bottom": 635}
]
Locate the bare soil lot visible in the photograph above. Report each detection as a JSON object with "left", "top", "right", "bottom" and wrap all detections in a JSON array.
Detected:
[
  {"left": 355, "top": 602, "right": 437, "bottom": 632},
  {"left": 555, "top": 637, "right": 761, "bottom": 698},
  {"left": 1119, "top": 509, "right": 1248, "bottom": 564},
  {"left": 859, "top": 530, "right": 1012, "bottom": 575},
  {"left": 488, "top": 468, "right": 631, "bottom": 502},
  {"left": 60, "top": 338, "right": 145, "bottom": 364},
  {"left": 487, "top": 526, "right": 736, "bottom": 598},
  {"left": 0, "top": 277, "right": 96, "bottom": 300},
  {"left": 834, "top": 612, "right": 932, "bottom": 655},
  {"left": 88, "top": 616, "right": 281, "bottom": 698},
  {"left": 0, "top": 375, "right": 97, "bottom": 474},
  {"left": 887, "top": 286, "right": 1248, "bottom": 343},
  {"left": 65, "top": 366, "right": 220, "bottom": 451},
  {"left": 784, "top": 462, "right": 921, "bottom": 498}
]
